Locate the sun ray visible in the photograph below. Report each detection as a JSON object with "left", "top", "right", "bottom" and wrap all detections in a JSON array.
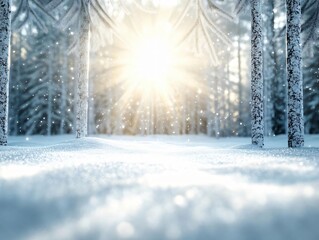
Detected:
[{"left": 100, "top": 4, "right": 211, "bottom": 134}]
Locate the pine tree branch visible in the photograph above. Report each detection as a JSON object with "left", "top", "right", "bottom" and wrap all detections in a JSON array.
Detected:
[
  {"left": 199, "top": 15, "right": 218, "bottom": 65},
  {"left": 199, "top": 1, "right": 232, "bottom": 45},
  {"left": 206, "top": 0, "right": 234, "bottom": 21},
  {"left": 171, "top": 0, "right": 192, "bottom": 30},
  {"left": 132, "top": 0, "right": 158, "bottom": 14},
  {"left": 45, "top": 0, "right": 65, "bottom": 11}
]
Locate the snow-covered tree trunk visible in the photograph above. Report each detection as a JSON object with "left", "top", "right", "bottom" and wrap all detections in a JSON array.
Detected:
[
  {"left": 114, "top": 97, "right": 123, "bottom": 135},
  {"left": 88, "top": 73, "right": 96, "bottom": 135},
  {"left": 149, "top": 100, "right": 155, "bottom": 135},
  {"left": 195, "top": 95, "right": 201, "bottom": 134},
  {"left": 214, "top": 72, "right": 220, "bottom": 139},
  {"left": 263, "top": 0, "right": 275, "bottom": 137},
  {"left": 189, "top": 95, "right": 195, "bottom": 134},
  {"left": 207, "top": 74, "right": 214, "bottom": 137},
  {"left": 76, "top": 6, "right": 90, "bottom": 138},
  {"left": 0, "top": 0, "right": 11, "bottom": 146},
  {"left": 250, "top": 0, "right": 264, "bottom": 147},
  {"left": 286, "top": 0, "right": 304, "bottom": 147},
  {"left": 106, "top": 89, "right": 112, "bottom": 134},
  {"left": 59, "top": 36, "right": 68, "bottom": 135},
  {"left": 220, "top": 66, "right": 227, "bottom": 136},
  {"left": 73, "top": 54, "right": 78, "bottom": 134},
  {"left": 9, "top": 33, "right": 21, "bottom": 136},
  {"left": 181, "top": 94, "right": 187, "bottom": 135},
  {"left": 155, "top": 96, "right": 164, "bottom": 134},
  {"left": 226, "top": 60, "right": 232, "bottom": 136},
  {"left": 173, "top": 106, "right": 180, "bottom": 135},
  {"left": 47, "top": 47, "right": 53, "bottom": 136},
  {"left": 237, "top": 27, "right": 244, "bottom": 136},
  {"left": 140, "top": 109, "right": 145, "bottom": 135},
  {"left": 184, "top": 89, "right": 192, "bottom": 134}
]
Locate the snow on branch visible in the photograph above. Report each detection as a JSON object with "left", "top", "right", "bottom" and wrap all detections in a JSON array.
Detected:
[
  {"left": 206, "top": 0, "right": 233, "bottom": 21},
  {"left": 12, "top": 0, "right": 56, "bottom": 32},
  {"left": 131, "top": 0, "right": 158, "bottom": 14},
  {"left": 302, "top": 0, "right": 319, "bottom": 47},
  {"left": 56, "top": 0, "right": 80, "bottom": 31},
  {"left": 174, "top": 0, "right": 232, "bottom": 66},
  {"left": 234, "top": 0, "right": 249, "bottom": 16}
]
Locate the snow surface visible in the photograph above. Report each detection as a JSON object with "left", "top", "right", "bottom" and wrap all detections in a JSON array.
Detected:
[{"left": 1, "top": 135, "right": 319, "bottom": 240}]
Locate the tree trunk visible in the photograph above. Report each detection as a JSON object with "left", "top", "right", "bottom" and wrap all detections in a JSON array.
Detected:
[
  {"left": 9, "top": 32, "right": 21, "bottom": 136},
  {"left": 0, "top": 0, "right": 11, "bottom": 145},
  {"left": 250, "top": 0, "right": 264, "bottom": 147},
  {"left": 88, "top": 73, "right": 96, "bottom": 135},
  {"left": 220, "top": 66, "right": 227, "bottom": 136},
  {"left": 59, "top": 36, "right": 68, "bottom": 135},
  {"left": 76, "top": 6, "right": 90, "bottom": 138},
  {"left": 47, "top": 47, "right": 53, "bottom": 136},
  {"left": 195, "top": 94, "right": 200, "bottom": 134},
  {"left": 206, "top": 74, "right": 214, "bottom": 137},
  {"left": 214, "top": 70, "right": 220, "bottom": 139},
  {"left": 286, "top": 0, "right": 304, "bottom": 147},
  {"left": 226, "top": 60, "right": 232, "bottom": 136},
  {"left": 189, "top": 94, "right": 195, "bottom": 134},
  {"left": 181, "top": 91, "right": 187, "bottom": 135},
  {"left": 106, "top": 88, "right": 112, "bottom": 134},
  {"left": 263, "top": 0, "right": 275, "bottom": 137},
  {"left": 150, "top": 98, "right": 154, "bottom": 135},
  {"left": 237, "top": 27, "right": 244, "bottom": 136},
  {"left": 140, "top": 109, "right": 145, "bottom": 135}
]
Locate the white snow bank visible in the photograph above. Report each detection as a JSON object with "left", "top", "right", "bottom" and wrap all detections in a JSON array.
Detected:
[{"left": 0, "top": 135, "right": 319, "bottom": 240}]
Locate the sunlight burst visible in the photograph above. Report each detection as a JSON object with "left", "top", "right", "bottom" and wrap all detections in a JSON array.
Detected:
[
  {"left": 129, "top": 36, "right": 173, "bottom": 90},
  {"left": 106, "top": 14, "right": 206, "bottom": 134}
]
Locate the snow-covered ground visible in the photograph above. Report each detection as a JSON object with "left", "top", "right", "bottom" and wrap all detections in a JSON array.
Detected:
[{"left": 1, "top": 135, "right": 319, "bottom": 240}]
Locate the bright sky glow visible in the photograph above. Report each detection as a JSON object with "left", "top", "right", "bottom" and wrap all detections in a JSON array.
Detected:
[
  {"left": 105, "top": 9, "right": 207, "bottom": 133},
  {"left": 153, "top": 0, "right": 180, "bottom": 7},
  {"left": 113, "top": 20, "right": 199, "bottom": 105},
  {"left": 127, "top": 35, "right": 174, "bottom": 91}
]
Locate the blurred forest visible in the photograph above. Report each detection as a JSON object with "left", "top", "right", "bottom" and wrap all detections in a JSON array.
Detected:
[{"left": 8, "top": 0, "right": 319, "bottom": 137}]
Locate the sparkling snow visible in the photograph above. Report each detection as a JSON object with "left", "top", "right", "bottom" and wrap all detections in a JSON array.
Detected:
[{"left": 1, "top": 135, "right": 319, "bottom": 240}]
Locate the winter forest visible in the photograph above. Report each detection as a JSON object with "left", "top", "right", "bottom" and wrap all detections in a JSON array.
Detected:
[
  {"left": 0, "top": 0, "right": 317, "bottom": 146},
  {"left": 1, "top": 0, "right": 319, "bottom": 240}
]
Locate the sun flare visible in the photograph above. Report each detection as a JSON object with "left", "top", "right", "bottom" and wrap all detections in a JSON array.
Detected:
[
  {"left": 111, "top": 23, "right": 204, "bottom": 108},
  {"left": 133, "top": 37, "right": 172, "bottom": 83},
  {"left": 104, "top": 13, "right": 206, "bottom": 134},
  {"left": 126, "top": 35, "right": 175, "bottom": 92}
]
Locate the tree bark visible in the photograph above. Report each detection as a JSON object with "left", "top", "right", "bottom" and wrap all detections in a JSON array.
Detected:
[
  {"left": 263, "top": 0, "right": 275, "bottom": 137},
  {"left": 106, "top": 88, "right": 112, "bottom": 134},
  {"left": 88, "top": 72, "right": 96, "bottom": 135},
  {"left": 60, "top": 36, "right": 68, "bottom": 135},
  {"left": 250, "top": 0, "right": 264, "bottom": 147},
  {"left": 9, "top": 32, "right": 21, "bottom": 136},
  {"left": 206, "top": 73, "right": 214, "bottom": 137},
  {"left": 47, "top": 44, "right": 54, "bottom": 136},
  {"left": 237, "top": 27, "right": 244, "bottom": 136},
  {"left": 76, "top": 6, "right": 90, "bottom": 138},
  {"left": 214, "top": 69, "right": 220, "bottom": 139},
  {"left": 226, "top": 60, "right": 232, "bottom": 136},
  {"left": 286, "top": 0, "right": 304, "bottom": 147},
  {"left": 0, "top": 0, "right": 11, "bottom": 145}
]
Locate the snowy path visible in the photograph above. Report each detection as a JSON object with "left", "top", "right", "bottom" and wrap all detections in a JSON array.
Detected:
[{"left": 1, "top": 135, "right": 319, "bottom": 240}]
